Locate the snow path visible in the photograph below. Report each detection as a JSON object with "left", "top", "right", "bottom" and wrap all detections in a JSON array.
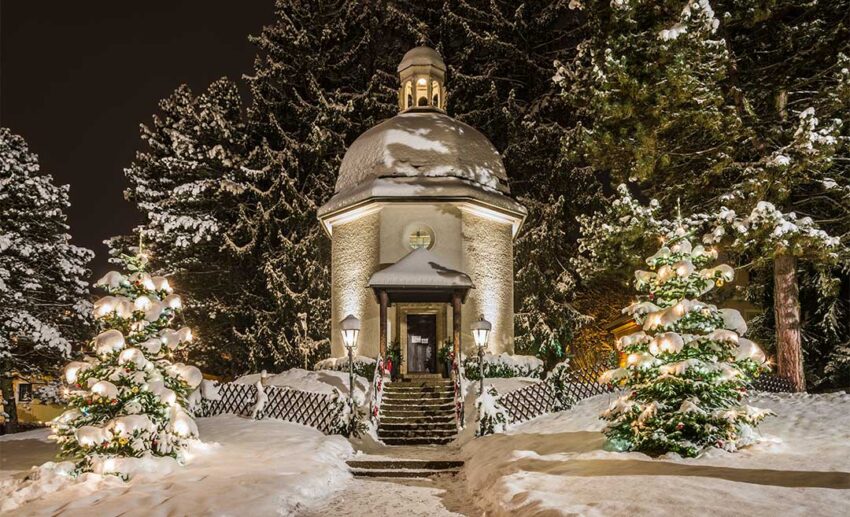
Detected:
[
  {"left": 303, "top": 444, "right": 482, "bottom": 517},
  {"left": 300, "top": 475, "right": 477, "bottom": 517}
]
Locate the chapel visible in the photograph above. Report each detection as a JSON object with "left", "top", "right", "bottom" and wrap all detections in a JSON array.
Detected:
[{"left": 317, "top": 46, "right": 526, "bottom": 376}]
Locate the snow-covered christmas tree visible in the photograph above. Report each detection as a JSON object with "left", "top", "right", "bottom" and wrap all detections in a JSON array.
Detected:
[
  {"left": 600, "top": 229, "right": 772, "bottom": 457},
  {"left": 52, "top": 253, "right": 202, "bottom": 477}
]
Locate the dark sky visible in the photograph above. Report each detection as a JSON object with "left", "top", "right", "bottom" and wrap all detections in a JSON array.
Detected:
[{"left": 1, "top": 1, "right": 271, "bottom": 277}]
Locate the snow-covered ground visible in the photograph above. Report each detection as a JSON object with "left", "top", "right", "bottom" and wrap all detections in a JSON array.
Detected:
[
  {"left": 462, "top": 391, "right": 850, "bottom": 516},
  {"left": 0, "top": 415, "right": 353, "bottom": 516}
]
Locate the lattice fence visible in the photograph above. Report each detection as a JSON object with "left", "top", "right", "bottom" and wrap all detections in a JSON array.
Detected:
[
  {"left": 498, "top": 362, "right": 615, "bottom": 425},
  {"left": 751, "top": 374, "right": 795, "bottom": 393},
  {"left": 500, "top": 381, "right": 557, "bottom": 424},
  {"left": 196, "top": 382, "right": 347, "bottom": 435},
  {"left": 496, "top": 366, "right": 795, "bottom": 427}
]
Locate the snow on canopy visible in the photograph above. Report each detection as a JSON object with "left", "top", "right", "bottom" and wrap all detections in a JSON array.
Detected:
[
  {"left": 368, "top": 247, "right": 473, "bottom": 289},
  {"left": 335, "top": 109, "right": 509, "bottom": 195}
]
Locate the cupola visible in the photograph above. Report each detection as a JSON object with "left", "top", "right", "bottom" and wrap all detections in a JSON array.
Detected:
[{"left": 397, "top": 46, "right": 446, "bottom": 111}]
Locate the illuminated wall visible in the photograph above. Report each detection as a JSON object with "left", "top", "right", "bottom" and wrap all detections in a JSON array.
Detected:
[
  {"left": 461, "top": 210, "right": 514, "bottom": 355},
  {"left": 330, "top": 211, "right": 380, "bottom": 357}
]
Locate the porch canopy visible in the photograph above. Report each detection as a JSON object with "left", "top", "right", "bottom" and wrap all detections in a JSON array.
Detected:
[{"left": 368, "top": 247, "right": 473, "bottom": 359}]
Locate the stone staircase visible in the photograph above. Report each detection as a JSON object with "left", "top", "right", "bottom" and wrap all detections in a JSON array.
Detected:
[{"left": 378, "top": 376, "right": 457, "bottom": 446}]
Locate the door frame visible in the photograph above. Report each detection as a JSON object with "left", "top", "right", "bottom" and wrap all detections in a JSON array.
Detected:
[{"left": 396, "top": 303, "right": 447, "bottom": 376}]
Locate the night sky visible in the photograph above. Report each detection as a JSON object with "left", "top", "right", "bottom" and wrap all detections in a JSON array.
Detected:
[{"left": 1, "top": 1, "right": 271, "bottom": 277}]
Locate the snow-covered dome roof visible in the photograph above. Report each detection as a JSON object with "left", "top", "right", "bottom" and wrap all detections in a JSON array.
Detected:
[
  {"left": 334, "top": 108, "right": 510, "bottom": 195},
  {"left": 397, "top": 46, "right": 446, "bottom": 72}
]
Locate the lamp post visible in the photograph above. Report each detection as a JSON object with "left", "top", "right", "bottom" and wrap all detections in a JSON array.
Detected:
[
  {"left": 340, "top": 314, "right": 361, "bottom": 429},
  {"left": 471, "top": 316, "right": 491, "bottom": 395}
]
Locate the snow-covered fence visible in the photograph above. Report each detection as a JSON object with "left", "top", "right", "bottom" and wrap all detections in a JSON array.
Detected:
[
  {"left": 499, "top": 381, "right": 557, "bottom": 424},
  {"left": 493, "top": 362, "right": 615, "bottom": 426},
  {"left": 195, "top": 382, "right": 347, "bottom": 435}
]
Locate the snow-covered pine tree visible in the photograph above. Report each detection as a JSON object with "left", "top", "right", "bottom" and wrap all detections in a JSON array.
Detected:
[
  {"left": 568, "top": 0, "right": 849, "bottom": 391},
  {"left": 113, "top": 79, "right": 258, "bottom": 376},
  {"left": 557, "top": 0, "right": 744, "bottom": 208},
  {"left": 704, "top": 0, "right": 850, "bottom": 390},
  {"left": 0, "top": 128, "right": 92, "bottom": 433},
  {"left": 52, "top": 254, "right": 201, "bottom": 476},
  {"left": 234, "top": 1, "right": 428, "bottom": 369},
  {"left": 438, "top": 0, "right": 594, "bottom": 361},
  {"left": 600, "top": 230, "right": 772, "bottom": 457}
]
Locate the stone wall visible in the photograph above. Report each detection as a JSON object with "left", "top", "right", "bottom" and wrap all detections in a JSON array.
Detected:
[
  {"left": 461, "top": 210, "right": 515, "bottom": 355},
  {"left": 330, "top": 211, "right": 380, "bottom": 357}
]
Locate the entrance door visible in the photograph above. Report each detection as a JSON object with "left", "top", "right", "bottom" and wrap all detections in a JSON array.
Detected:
[{"left": 407, "top": 314, "right": 437, "bottom": 373}]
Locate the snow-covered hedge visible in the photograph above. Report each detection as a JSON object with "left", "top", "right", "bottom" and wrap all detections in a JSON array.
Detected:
[
  {"left": 463, "top": 353, "right": 544, "bottom": 381},
  {"left": 314, "top": 355, "right": 376, "bottom": 381}
]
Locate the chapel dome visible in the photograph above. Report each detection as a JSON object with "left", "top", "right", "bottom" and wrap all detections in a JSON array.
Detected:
[{"left": 335, "top": 108, "right": 510, "bottom": 195}]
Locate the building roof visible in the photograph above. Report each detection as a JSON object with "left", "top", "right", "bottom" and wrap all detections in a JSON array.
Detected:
[
  {"left": 368, "top": 247, "right": 473, "bottom": 290},
  {"left": 334, "top": 109, "right": 510, "bottom": 195}
]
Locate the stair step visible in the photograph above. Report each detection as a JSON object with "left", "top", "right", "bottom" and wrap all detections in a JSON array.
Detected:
[
  {"left": 381, "top": 408, "right": 455, "bottom": 420},
  {"left": 347, "top": 459, "right": 464, "bottom": 470},
  {"left": 381, "top": 436, "right": 454, "bottom": 445},
  {"left": 383, "top": 390, "right": 453, "bottom": 397},
  {"left": 379, "top": 429, "right": 458, "bottom": 439},
  {"left": 379, "top": 416, "right": 455, "bottom": 425},
  {"left": 382, "top": 399, "right": 454, "bottom": 407},
  {"left": 379, "top": 422, "right": 457, "bottom": 431},
  {"left": 384, "top": 384, "right": 453, "bottom": 391},
  {"left": 351, "top": 468, "right": 460, "bottom": 478}
]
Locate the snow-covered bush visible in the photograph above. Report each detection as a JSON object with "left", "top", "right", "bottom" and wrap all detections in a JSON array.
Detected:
[
  {"left": 545, "top": 359, "right": 575, "bottom": 411},
  {"left": 314, "top": 356, "right": 376, "bottom": 382},
  {"left": 463, "top": 353, "right": 544, "bottom": 381},
  {"left": 33, "top": 381, "right": 67, "bottom": 406},
  {"left": 475, "top": 386, "right": 510, "bottom": 436}
]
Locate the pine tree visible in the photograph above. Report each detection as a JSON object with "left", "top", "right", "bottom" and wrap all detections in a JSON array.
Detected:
[
  {"left": 600, "top": 229, "right": 771, "bottom": 457},
  {"left": 0, "top": 128, "right": 92, "bottom": 433},
  {"left": 52, "top": 255, "right": 201, "bottom": 476},
  {"left": 113, "top": 79, "right": 259, "bottom": 376}
]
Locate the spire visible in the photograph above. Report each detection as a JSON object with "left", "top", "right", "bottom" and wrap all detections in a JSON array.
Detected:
[{"left": 397, "top": 46, "right": 447, "bottom": 112}]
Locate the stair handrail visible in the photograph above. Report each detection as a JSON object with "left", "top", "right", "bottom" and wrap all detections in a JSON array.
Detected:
[
  {"left": 452, "top": 351, "right": 465, "bottom": 429},
  {"left": 368, "top": 354, "right": 385, "bottom": 425}
]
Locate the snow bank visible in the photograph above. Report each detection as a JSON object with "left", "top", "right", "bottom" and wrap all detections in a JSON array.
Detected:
[
  {"left": 462, "top": 392, "right": 850, "bottom": 516},
  {"left": 235, "top": 368, "right": 369, "bottom": 405},
  {"left": 1, "top": 414, "right": 353, "bottom": 514}
]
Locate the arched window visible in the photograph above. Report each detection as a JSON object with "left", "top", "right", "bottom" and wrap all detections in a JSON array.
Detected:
[
  {"left": 415, "top": 77, "right": 429, "bottom": 107},
  {"left": 404, "top": 81, "right": 414, "bottom": 110},
  {"left": 431, "top": 81, "right": 441, "bottom": 108}
]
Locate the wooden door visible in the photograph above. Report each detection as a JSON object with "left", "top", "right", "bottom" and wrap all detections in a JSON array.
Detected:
[{"left": 406, "top": 314, "right": 437, "bottom": 373}]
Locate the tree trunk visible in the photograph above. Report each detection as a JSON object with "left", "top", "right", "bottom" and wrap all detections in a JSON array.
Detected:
[
  {"left": 773, "top": 252, "right": 805, "bottom": 392},
  {"left": 1, "top": 375, "right": 18, "bottom": 434}
]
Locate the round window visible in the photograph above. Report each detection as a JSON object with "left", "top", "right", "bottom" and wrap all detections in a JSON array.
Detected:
[{"left": 406, "top": 224, "right": 435, "bottom": 250}]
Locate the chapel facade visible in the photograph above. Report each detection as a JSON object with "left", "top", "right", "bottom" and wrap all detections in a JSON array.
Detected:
[{"left": 317, "top": 46, "right": 526, "bottom": 375}]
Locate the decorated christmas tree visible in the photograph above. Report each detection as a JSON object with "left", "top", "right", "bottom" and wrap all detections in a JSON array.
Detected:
[
  {"left": 600, "top": 228, "right": 772, "bottom": 457},
  {"left": 51, "top": 252, "right": 202, "bottom": 476}
]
